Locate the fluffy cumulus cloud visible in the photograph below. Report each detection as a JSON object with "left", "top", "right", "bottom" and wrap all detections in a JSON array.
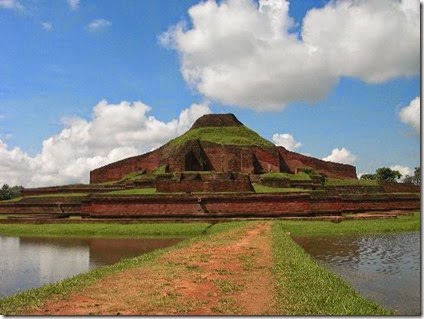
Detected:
[
  {"left": 0, "top": 101, "right": 211, "bottom": 187},
  {"left": 390, "top": 164, "right": 413, "bottom": 178},
  {"left": 160, "top": 0, "right": 419, "bottom": 110},
  {"left": 399, "top": 96, "right": 420, "bottom": 134},
  {"left": 87, "top": 19, "right": 112, "bottom": 32},
  {"left": 272, "top": 133, "right": 301, "bottom": 151},
  {"left": 322, "top": 147, "right": 357, "bottom": 165}
]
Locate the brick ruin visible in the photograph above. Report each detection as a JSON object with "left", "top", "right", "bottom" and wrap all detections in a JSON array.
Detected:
[
  {"left": 90, "top": 113, "right": 357, "bottom": 187},
  {"left": 1, "top": 113, "right": 418, "bottom": 221}
]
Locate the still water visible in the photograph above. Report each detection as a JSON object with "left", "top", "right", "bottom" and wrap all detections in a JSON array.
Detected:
[
  {"left": 0, "top": 236, "right": 183, "bottom": 298},
  {"left": 293, "top": 232, "right": 420, "bottom": 315}
]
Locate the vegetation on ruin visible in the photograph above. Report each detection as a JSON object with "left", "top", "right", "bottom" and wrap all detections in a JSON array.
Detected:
[
  {"left": 25, "top": 193, "right": 89, "bottom": 198},
  {"left": 271, "top": 222, "right": 390, "bottom": 315},
  {"left": 277, "top": 211, "right": 420, "bottom": 236},
  {"left": 102, "top": 188, "right": 159, "bottom": 195},
  {"left": 166, "top": 126, "right": 274, "bottom": 149},
  {"left": 261, "top": 172, "right": 311, "bottom": 181},
  {"left": 252, "top": 184, "right": 308, "bottom": 193},
  {"left": 325, "top": 178, "right": 379, "bottom": 186}
]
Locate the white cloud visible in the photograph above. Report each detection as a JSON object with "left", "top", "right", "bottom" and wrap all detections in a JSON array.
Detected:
[
  {"left": 0, "top": 0, "right": 24, "bottom": 10},
  {"left": 399, "top": 96, "right": 420, "bottom": 134},
  {"left": 0, "top": 101, "right": 211, "bottom": 187},
  {"left": 323, "top": 147, "right": 357, "bottom": 165},
  {"left": 272, "top": 133, "right": 301, "bottom": 151},
  {"left": 160, "top": 0, "right": 419, "bottom": 110},
  {"left": 67, "top": 0, "right": 79, "bottom": 10},
  {"left": 390, "top": 165, "right": 413, "bottom": 178},
  {"left": 41, "top": 22, "right": 53, "bottom": 31},
  {"left": 87, "top": 19, "right": 111, "bottom": 32}
]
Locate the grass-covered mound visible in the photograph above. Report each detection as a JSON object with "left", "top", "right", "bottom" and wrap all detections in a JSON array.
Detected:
[{"left": 166, "top": 126, "right": 275, "bottom": 149}]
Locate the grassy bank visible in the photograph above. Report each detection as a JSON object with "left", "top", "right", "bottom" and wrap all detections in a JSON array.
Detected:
[
  {"left": 278, "top": 211, "right": 420, "bottom": 236},
  {"left": 0, "top": 221, "right": 248, "bottom": 315},
  {"left": 0, "top": 215, "right": 419, "bottom": 315},
  {"left": 0, "top": 222, "right": 214, "bottom": 238},
  {"left": 271, "top": 222, "right": 390, "bottom": 315}
]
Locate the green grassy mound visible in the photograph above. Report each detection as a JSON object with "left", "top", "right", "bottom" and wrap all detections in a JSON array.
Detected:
[{"left": 166, "top": 126, "right": 274, "bottom": 149}]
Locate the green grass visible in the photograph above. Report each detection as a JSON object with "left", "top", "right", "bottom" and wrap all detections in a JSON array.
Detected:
[
  {"left": 102, "top": 188, "right": 158, "bottom": 196},
  {"left": 0, "top": 221, "right": 247, "bottom": 315},
  {"left": 278, "top": 211, "right": 420, "bottom": 236},
  {"left": 166, "top": 126, "right": 274, "bottom": 149},
  {"left": 253, "top": 184, "right": 308, "bottom": 193},
  {"left": 0, "top": 197, "right": 23, "bottom": 203},
  {"left": 325, "top": 178, "right": 379, "bottom": 186},
  {"left": 0, "top": 223, "right": 213, "bottom": 238},
  {"left": 261, "top": 172, "right": 311, "bottom": 181},
  {"left": 271, "top": 222, "right": 390, "bottom": 315},
  {"left": 25, "top": 193, "right": 88, "bottom": 198}
]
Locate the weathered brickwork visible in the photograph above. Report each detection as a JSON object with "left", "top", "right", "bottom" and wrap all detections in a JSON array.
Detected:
[
  {"left": 80, "top": 193, "right": 419, "bottom": 219},
  {"left": 89, "top": 114, "right": 357, "bottom": 184},
  {"left": 277, "top": 147, "right": 357, "bottom": 179},
  {"left": 2, "top": 192, "right": 418, "bottom": 218}
]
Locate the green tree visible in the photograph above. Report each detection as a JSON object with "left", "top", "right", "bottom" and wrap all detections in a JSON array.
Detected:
[
  {"left": 0, "top": 184, "right": 22, "bottom": 200},
  {"left": 360, "top": 173, "right": 377, "bottom": 180},
  {"left": 412, "top": 167, "right": 420, "bottom": 186},
  {"left": 0, "top": 184, "right": 12, "bottom": 200},
  {"left": 375, "top": 167, "right": 402, "bottom": 183}
]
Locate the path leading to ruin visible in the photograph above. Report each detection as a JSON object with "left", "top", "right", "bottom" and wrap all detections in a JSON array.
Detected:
[{"left": 30, "top": 222, "right": 277, "bottom": 315}]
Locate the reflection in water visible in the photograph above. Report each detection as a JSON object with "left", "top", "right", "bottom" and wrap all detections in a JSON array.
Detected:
[
  {"left": 0, "top": 236, "right": 183, "bottom": 298},
  {"left": 293, "top": 232, "right": 420, "bottom": 315}
]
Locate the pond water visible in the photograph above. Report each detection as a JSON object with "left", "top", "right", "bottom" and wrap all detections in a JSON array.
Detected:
[
  {"left": 292, "top": 232, "right": 420, "bottom": 315},
  {"left": 0, "top": 236, "right": 183, "bottom": 298}
]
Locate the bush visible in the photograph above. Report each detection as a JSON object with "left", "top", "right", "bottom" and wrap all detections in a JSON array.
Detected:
[{"left": 0, "top": 184, "right": 23, "bottom": 200}]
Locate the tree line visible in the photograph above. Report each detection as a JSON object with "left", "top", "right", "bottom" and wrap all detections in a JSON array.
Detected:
[
  {"left": 360, "top": 166, "right": 420, "bottom": 185},
  {"left": 0, "top": 184, "right": 23, "bottom": 200}
]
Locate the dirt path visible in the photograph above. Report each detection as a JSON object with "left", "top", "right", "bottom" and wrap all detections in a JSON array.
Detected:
[{"left": 30, "top": 222, "right": 277, "bottom": 315}]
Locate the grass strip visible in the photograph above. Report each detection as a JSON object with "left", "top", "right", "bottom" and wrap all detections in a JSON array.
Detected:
[
  {"left": 325, "top": 178, "right": 379, "bottom": 186},
  {"left": 277, "top": 211, "right": 420, "bottom": 236},
  {"left": 271, "top": 222, "right": 391, "bottom": 315},
  {"left": 261, "top": 172, "right": 311, "bottom": 181},
  {"left": 0, "top": 223, "right": 213, "bottom": 238},
  {"left": 253, "top": 184, "right": 308, "bottom": 193},
  {"left": 102, "top": 188, "right": 158, "bottom": 195},
  {"left": 0, "top": 221, "right": 247, "bottom": 315},
  {"left": 25, "top": 193, "right": 88, "bottom": 198}
]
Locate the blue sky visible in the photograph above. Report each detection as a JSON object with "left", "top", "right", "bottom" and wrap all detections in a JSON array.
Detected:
[{"left": 0, "top": 0, "right": 420, "bottom": 187}]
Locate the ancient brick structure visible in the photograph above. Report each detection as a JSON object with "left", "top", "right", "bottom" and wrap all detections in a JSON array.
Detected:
[
  {"left": 90, "top": 114, "right": 357, "bottom": 184},
  {"left": 156, "top": 172, "right": 253, "bottom": 193},
  {"left": 79, "top": 193, "right": 419, "bottom": 219}
]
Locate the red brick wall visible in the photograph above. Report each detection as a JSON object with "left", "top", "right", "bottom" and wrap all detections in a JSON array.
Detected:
[
  {"left": 277, "top": 147, "right": 357, "bottom": 179},
  {"left": 1, "top": 193, "right": 419, "bottom": 218},
  {"left": 90, "top": 150, "right": 163, "bottom": 183},
  {"left": 156, "top": 179, "right": 253, "bottom": 193},
  {"left": 379, "top": 182, "right": 420, "bottom": 193},
  {"left": 82, "top": 193, "right": 312, "bottom": 218},
  {"left": 252, "top": 147, "right": 280, "bottom": 173},
  {"left": 90, "top": 143, "right": 357, "bottom": 184},
  {"left": 81, "top": 193, "right": 419, "bottom": 218},
  {"left": 0, "top": 203, "right": 81, "bottom": 215}
]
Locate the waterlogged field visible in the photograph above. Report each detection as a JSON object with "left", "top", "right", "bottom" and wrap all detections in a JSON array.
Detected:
[{"left": 0, "top": 213, "right": 419, "bottom": 315}]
